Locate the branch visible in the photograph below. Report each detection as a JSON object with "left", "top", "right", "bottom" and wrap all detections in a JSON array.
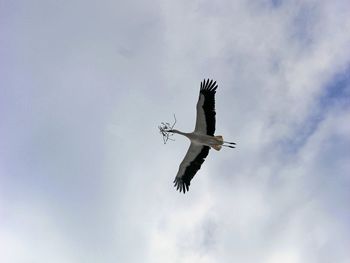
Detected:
[{"left": 158, "top": 114, "right": 177, "bottom": 144}]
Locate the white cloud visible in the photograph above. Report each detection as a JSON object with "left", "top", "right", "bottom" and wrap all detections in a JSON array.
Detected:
[{"left": 0, "top": 203, "right": 77, "bottom": 263}]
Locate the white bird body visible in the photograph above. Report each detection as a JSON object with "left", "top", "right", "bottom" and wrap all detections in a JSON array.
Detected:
[
  {"left": 166, "top": 79, "right": 236, "bottom": 193},
  {"left": 171, "top": 130, "right": 222, "bottom": 147}
]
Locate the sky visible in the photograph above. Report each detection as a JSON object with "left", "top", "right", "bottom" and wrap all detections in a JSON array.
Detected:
[{"left": 1, "top": 0, "right": 350, "bottom": 262}]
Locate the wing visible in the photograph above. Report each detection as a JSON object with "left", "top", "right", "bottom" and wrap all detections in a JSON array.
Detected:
[
  {"left": 173, "top": 143, "right": 210, "bottom": 193},
  {"left": 194, "top": 79, "right": 218, "bottom": 135}
]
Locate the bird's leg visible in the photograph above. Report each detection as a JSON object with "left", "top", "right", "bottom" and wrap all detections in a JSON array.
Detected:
[
  {"left": 223, "top": 141, "right": 236, "bottom": 145},
  {"left": 222, "top": 140, "right": 236, "bottom": 148},
  {"left": 222, "top": 144, "right": 235, "bottom": 148}
]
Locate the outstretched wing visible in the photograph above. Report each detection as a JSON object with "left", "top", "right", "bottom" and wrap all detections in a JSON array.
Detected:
[
  {"left": 173, "top": 143, "right": 210, "bottom": 193},
  {"left": 194, "top": 79, "right": 218, "bottom": 136}
]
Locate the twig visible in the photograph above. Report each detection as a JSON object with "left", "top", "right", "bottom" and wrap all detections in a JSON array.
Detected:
[{"left": 158, "top": 114, "right": 177, "bottom": 144}]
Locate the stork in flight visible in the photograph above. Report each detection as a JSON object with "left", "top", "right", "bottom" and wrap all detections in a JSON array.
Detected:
[{"left": 161, "top": 79, "right": 236, "bottom": 193}]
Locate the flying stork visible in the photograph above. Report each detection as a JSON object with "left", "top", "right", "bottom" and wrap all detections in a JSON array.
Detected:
[{"left": 167, "top": 79, "right": 236, "bottom": 193}]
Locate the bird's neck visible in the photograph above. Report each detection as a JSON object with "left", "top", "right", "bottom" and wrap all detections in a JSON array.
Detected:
[{"left": 171, "top": 129, "right": 190, "bottom": 137}]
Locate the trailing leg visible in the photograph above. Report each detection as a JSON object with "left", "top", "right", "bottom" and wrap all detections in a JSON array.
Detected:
[{"left": 222, "top": 144, "right": 235, "bottom": 148}]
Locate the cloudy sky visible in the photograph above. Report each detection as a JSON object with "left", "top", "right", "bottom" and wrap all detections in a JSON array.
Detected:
[{"left": 1, "top": 0, "right": 350, "bottom": 262}]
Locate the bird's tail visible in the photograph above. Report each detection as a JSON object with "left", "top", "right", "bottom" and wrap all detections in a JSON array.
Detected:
[
  {"left": 212, "top": 136, "right": 223, "bottom": 151},
  {"left": 215, "top": 135, "right": 236, "bottom": 149},
  {"left": 212, "top": 144, "right": 222, "bottom": 151},
  {"left": 215, "top": 135, "right": 223, "bottom": 142}
]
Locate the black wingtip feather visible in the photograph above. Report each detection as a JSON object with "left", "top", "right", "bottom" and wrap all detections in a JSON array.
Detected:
[
  {"left": 173, "top": 177, "right": 190, "bottom": 194},
  {"left": 201, "top": 79, "right": 217, "bottom": 92},
  {"left": 198, "top": 79, "right": 217, "bottom": 135},
  {"left": 173, "top": 146, "right": 210, "bottom": 194}
]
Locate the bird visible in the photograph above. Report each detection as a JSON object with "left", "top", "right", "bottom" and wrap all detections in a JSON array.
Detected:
[{"left": 167, "top": 79, "right": 236, "bottom": 193}]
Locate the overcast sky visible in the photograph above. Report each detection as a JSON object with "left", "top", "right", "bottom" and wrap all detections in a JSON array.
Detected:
[{"left": 1, "top": 0, "right": 350, "bottom": 262}]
